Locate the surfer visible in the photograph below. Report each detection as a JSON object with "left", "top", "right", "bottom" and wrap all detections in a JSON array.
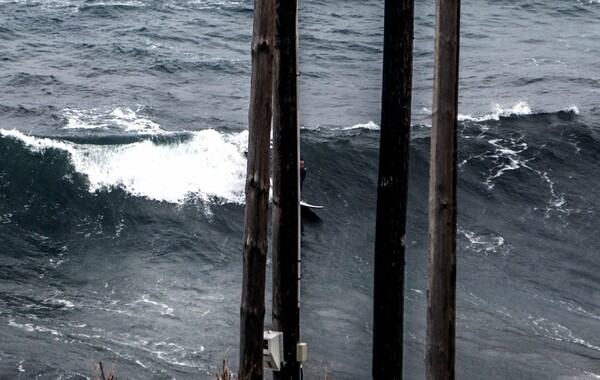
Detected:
[
  {"left": 300, "top": 157, "right": 306, "bottom": 193},
  {"left": 299, "top": 158, "right": 323, "bottom": 210}
]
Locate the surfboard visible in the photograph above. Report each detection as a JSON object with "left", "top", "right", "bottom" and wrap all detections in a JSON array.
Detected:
[{"left": 300, "top": 200, "right": 323, "bottom": 209}]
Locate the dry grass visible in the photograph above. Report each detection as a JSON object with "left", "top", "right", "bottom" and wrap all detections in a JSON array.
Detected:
[
  {"left": 214, "top": 360, "right": 334, "bottom": 380},
  {"left": 321, "top": 361, "right": 334, "bottom": 379},
  {"left": 302, "top": 361, "right": 335, "bottom": 379},
  {"left": 89, "top": 357, "right": 334, "bottom": 379},
  {"left": 94, "top": 361, "right": 117, "bottom": 380},
  {"left": 215, "top": 359, "right": 237, "bottom": 380}
]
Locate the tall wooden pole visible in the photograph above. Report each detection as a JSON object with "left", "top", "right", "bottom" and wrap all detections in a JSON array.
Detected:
[
  {"left": 272, "top": 0, "right": 301, "bottom": 378},
  {"left": 426, "top": 0, "right": 460, "bottom": 378},
  {"left": 239, "top": 0, "right": 275, "bottom": 378},
  {"left": 372, "top": 0, "right": 414, "bottom": 379}
]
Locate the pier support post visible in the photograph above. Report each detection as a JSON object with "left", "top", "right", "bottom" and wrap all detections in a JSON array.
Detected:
[
  {"left": 372, "top": 0, "right": 415, "bottom": 379},
  {"left": 426, "top": 0, "right": 460, "bottom": 378},
  {"left": 272, "top": 0, "right": 301, "bottom": 378},
  {"left": 239, "top": 0, "right": 276, "bottom": 378}
]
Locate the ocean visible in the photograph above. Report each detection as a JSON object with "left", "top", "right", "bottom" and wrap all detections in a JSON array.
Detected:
[{"left": 1, "top": 0, "right": 599, "bottom": 378}]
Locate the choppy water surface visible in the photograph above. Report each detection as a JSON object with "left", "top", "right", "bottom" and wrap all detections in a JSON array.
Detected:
[{"left": 1, "top": 0, "right": 599, "bottom": 378}]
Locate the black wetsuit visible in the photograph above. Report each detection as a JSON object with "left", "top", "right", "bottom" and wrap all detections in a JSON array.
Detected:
[{"left": 300, "top": 166, "right": 306, "bottom": 192}]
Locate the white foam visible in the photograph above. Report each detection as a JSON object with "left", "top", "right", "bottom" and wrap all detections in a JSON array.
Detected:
[
  {"left": 529, "top": 316, "right": 600, "bottom": 352},
  {"left": 185, "top": 0, "right": 250, "bottom": 10},
  {"left": 0, "top": 213, "right": 13, "bottom": 224},
  {"left": 459, "top": 101, "right": 533, "bottom": 122},
  {"left": 63, "top": 107, "right": 161, "bottom": 133},
  {"left": 1, "top": 128, "right": 248, "bottom": 205},
  {"left": 460, "top": 229, "right": 508, "bottom": 256},
  {"left": 566, "top": 105, "right": 580, "bottom": 115},
  {"left": 483, "top": 137, "right": 530, "bottom": 190},
  {"left": 131, "top": 296, "right": 174, "bottom": 316},
  {"left": 1, "top": 129, "right": 77, "bottom": 154},
  {"left": 8, "top": 319, "right": 63, "bottom": 337},
  {"left": 51, "top": 298, "right": 75, "bottom": 308},
  {"left": 343, "top": 120, "right": 380, "bottom": 130}
]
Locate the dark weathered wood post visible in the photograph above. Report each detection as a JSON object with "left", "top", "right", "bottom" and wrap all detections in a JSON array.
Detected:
[
  {"left": 426, "top": 0, "right": 460, "bottom": 378},
  {"left": 372, "top": 0, "right": 414, "bottom": 379},
  {"left": 272, "top": 0, "right": 301, "bottom": 378},
  {"left": 239, "top": 0, "right": 276, "bottom": 378}
]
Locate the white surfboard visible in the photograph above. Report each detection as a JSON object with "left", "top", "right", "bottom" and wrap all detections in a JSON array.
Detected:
[{"left": 300, "top": 200, "right": 323, "bottom": 209}]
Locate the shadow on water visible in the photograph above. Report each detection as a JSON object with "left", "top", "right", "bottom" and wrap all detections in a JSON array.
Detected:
[{"left": 301, "top": 206, "right": 322, "bottom": 224}]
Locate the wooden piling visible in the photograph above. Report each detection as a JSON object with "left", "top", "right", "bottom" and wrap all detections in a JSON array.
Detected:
[
  {"left": 272, "top": 0, "right": 301, "bottom": 378},
  {"left": 372, "top": 0, "right": 414, "bottom": 379},
  {"left": 239, "top": 0, "right": 276, "bottom": 378},
  {"left": 426, "top": 0, "right": 460, "bottom": 378}
]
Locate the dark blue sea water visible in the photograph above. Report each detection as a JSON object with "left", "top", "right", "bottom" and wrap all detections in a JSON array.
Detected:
[{"left": 1, "top": 0, "right": 599, "bottom": 378}]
